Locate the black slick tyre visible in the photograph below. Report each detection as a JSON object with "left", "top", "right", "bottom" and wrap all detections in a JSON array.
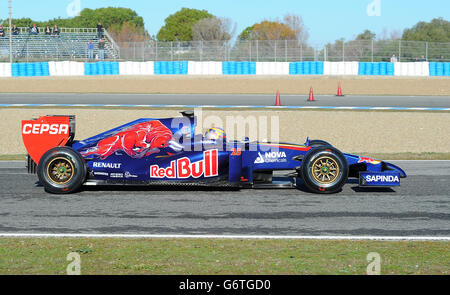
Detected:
[
  {"left": 300, "top": 146, "right": 348, "bottom": 194},
  {"left": 37, "top": 147, "right": 86, "bottom": 194}
]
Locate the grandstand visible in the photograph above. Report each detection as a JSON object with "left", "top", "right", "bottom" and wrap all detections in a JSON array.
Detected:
[{"left": 0, "top": 27, "right": 119, "bottom": 62}]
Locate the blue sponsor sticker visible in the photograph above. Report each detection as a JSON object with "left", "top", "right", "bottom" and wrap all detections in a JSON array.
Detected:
[{"left": 359, "top": 172, "right": 401, "bottom": 187}]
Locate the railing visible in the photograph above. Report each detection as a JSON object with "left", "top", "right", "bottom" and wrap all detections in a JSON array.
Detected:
[
  {"left": 103, "top": 29, "right": 120, "bottom": 59},
  {"left": 118, "top": 40, "right": 450, "bottom": 62},
  {"left": 118, "top": 40, "right": 318, "bottom": 62},
  {"left": 324, "top": 40, "right": 450, "bottom": 62}
]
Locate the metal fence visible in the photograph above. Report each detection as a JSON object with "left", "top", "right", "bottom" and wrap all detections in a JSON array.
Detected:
[{"left": 118, "top": 40, "right": 450, "bottom": 62}]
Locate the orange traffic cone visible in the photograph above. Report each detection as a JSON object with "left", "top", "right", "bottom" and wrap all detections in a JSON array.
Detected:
[
  {"left": 308, "top": 87, "right": 315, "bottom": 102},
  {"left": 275, "top": 90, "right": 281, "bottom": 106},
  {"left": 336, "top": 83, "right": 344, "bottom": 97}
]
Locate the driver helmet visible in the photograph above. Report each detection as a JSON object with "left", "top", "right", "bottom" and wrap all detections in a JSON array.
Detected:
[{"left": 204, "top": 127, "right": 226, "bottom": 141}]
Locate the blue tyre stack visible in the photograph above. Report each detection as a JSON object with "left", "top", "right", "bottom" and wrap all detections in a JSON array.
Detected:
[
  {"left": 387, "top": 63, "right": 395, "bottom": 75},
  {"left": 41, "top": 62, "right": 50, "bottom": 76},
  {"left": 34, "top": 63, "right": 43, "bottom": 76},
  {"left": 104, "top": 61, "right": 112, "bottom": 75},
  {"left": 429, "top": 62, "right": 436, "bottom": 76},
  {"left": 154, "top": 61, "right": 161, "bottom": 75},
  {"left": 249, "top": 62, "right": 256, "bottom": 75},
  {"left": 436, "top": 62, "right": 444, "bottom": 76},
  {"left": 111, "top": 62, "right": 120, "bottom": 75},
  {"left": 443, "top": 63, "right": 450, "bottom": 76},
  {"left": 11, "top": 63, "right": 20, "bottom": 77}
]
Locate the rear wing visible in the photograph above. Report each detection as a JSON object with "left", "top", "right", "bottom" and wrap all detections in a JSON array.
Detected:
[{"left": 22, "top": 115, "right": 75, "bottom": 168}]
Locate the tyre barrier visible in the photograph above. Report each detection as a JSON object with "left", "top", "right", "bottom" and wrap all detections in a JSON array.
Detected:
[
  {"left": 11, "top": 62, "right": 50, "bottom": 77},
  {"left": 154, "top": 61, "right": 188, "bottom": 75},
  {"left": 289, "top": 61, "right": 324, "bottom": 75},
  {"left": 324, "top": 62, "right": 359, "bottom": 76},
  {"left": 118, "top": 61, "right": 154, "bottom": 75},
  {"left": 188, "top": 61, "right": 222, "bottom": 75},
  {"left": 394, "top": 62, "right": 429, "bottom": 76},
  {"left": 2, "top": 61, "right": 449, "bottom": 77},
  {"left": 49, "top": 61, "right": 85, "bottom": 76},
  {"left": 256, "top": 62, "right": 290, "bottom": 75},
  {"left": 358, "top": 62, "right": 394, "bottom": 76},
  {"left": 223, "top": 61, "right": 257, "bottom": 75},
  {"left": 0, "top": 63, "right": 12, "bottom": 77},
  {"left": 85, "top": 61, "right": 120, "bottom": 76},
  {"left": 429, "top": 62, "right": 450, "bottom": 76}
]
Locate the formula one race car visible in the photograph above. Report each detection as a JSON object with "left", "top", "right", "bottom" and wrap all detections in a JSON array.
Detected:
[{"left": 22, "top": 111, "right": 406, "bottom": 194}]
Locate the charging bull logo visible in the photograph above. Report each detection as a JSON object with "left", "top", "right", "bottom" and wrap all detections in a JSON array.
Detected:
[{"left": 81, "top": 120, "right": 173, "bottom": 159}]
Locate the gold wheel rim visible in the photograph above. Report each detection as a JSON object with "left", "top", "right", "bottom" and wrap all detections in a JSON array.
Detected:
[
  {"left": 311, "top": 156, "right": 340, "bottom": 184},
  {"left": 46, "top": 157, "right": 74, "bottom": 184}
]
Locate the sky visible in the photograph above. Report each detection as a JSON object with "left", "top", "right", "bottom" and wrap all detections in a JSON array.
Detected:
[{"left": 1, "top": 0, "right": 449, "bottom": 46}]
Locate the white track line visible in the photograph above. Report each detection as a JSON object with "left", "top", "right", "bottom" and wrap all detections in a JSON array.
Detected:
[{"left": 0, "top": 233, "right": 448, "bottom": 241}]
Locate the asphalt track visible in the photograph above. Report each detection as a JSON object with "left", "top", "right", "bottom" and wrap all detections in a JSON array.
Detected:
[
  {"left": 1, "top": 93, "right": 450, "bottom": 108},
  {"left": 0, "top": 160, "right": 449, "bottom": 237}
]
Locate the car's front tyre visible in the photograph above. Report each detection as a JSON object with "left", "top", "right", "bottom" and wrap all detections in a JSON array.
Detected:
[
  {"left": 37, "top": 147, "right": 86, "bottom": 194},
  {"left": 299, "top": 146, "right": 348, "bottom": 194}
]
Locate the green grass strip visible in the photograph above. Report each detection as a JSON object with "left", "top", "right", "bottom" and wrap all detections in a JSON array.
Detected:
[{"left": 0, "top": 238, "right": 448, "bottom": 275}]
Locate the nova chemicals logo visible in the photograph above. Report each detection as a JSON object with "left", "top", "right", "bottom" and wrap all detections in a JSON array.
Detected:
[
  {"left": 254, "top": 152, "right": 265, "bottom": 164},
  {"left": 365, "top": 175, "right": 399, "bottom": 183},
  {"left": 254, "top": 151, "right": 287, "bottom": 164}
]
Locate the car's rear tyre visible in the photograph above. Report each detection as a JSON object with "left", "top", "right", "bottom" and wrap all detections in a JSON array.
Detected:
[
  {"left": 37, "top": 147, "right": 86, "bottom": 194},
  {"left": 309, "top": 139, "right": 332, "bottom": 147},
  {"left": 299, "top": 146, "right": 348, "bottom": 194}
]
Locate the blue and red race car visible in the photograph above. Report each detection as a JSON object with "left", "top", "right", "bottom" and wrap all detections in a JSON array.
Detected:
[{"left": 22, "top": 111, "right": 406, "bottom": 194}]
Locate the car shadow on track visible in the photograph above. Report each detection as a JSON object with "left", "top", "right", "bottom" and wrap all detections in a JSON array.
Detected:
[
  {"left": 81, "top": 185, "right": 240, "bottom": 193},
  {"left": 351, "top": 186, "right": 396, "bottom": 193},
  {"left": 346, "top": 178, "right": 396, "bottom": 193}
]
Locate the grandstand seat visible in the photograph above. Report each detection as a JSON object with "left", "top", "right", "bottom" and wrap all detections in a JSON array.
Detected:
[{"left": 0, "top": 30, "right": 118, "bottom": 62}]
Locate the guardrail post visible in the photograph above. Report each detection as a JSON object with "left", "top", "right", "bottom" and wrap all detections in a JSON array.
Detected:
[
  {"left": 256, "top": 40, "right": 259, "bottom": 62},
  {"left": 371, "top": 39, "right": 374, "bottom": 62},
  {"left": 200, "top": 40, "right": 203, "bottom": 61},
  {"left": 300, "top": 43, "right": 303, "bottom": 61},
  {"left": 274, "top": 40, "right": 277, "bottom": 62},
  {"left": 285, "top": 39, "right": 288, "bottom": 62}
]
